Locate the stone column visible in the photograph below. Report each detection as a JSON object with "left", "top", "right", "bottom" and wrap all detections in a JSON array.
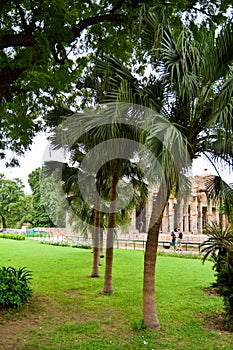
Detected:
[
  {"left": 169, "top": 196, "right": 175, "bottom": 233},
  {"left": 162, "top": 202, "right": 169, "bottom": 233},
  {"left": 206, "top": 199, "right": 213, "bottom": 224},
  {"left": 190, "top": 195, "right": 198, "bottom": 234},
  {"left": 183, "top": 196, "right": 190, "bottom": 233},
  {"left": 146, "top": 193, "right": 156, "bottom": 231},
  {"left": 197, "top": 195, "right": 203, "bottom": 234},
  {"left": 131, "top": 209, "right": 137, "bottom": 232},
  {"left": 176, "top": 198, "right": 184, "bottom": 232}
]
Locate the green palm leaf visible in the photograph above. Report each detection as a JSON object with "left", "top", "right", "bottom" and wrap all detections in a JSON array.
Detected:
[{"left": 201, "top": 222, "right": 233, "bottom": 263}]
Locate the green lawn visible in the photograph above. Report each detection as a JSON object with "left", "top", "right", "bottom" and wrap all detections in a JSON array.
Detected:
[{"left": 0, "top": 238, "right": 232, "bottom": 350}]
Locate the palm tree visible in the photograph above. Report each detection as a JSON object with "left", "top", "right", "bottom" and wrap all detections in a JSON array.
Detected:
[
  {"left": 101, "top": 157, "right": 148, "bottom": 294},
  {"left": 201, "top": 222, "right": 233, "bottom": 262},
  {"left": 89, "top": 13, "right": 233, "bottom": 329},
  {"left": 143, "top": 16, "right": 233, "bottom": 329},
  {"left": 46, "top": 108, "right": 149, "bottom": 290},
  {"left": 42, "top": 133, "right": 103, "bottom": 278}
]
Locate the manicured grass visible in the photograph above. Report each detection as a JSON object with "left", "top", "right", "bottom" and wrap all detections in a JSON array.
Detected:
[{"left": 0, "top": 238, "right": 232, "bottom": 349}]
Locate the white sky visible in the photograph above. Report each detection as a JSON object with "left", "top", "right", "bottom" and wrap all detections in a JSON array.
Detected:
[
  {"left": 0, "top": 133, "right": 232, "bottom": 194},
  {"left": 0, "top": 134, "right": 48, "bottom": 193}
]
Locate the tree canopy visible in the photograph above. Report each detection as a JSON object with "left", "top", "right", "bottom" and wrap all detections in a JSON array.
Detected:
[{"left": 1, "top": 0, "right": 232, "bottom": 164}]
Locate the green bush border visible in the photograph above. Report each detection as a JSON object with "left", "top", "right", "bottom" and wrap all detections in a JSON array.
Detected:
[{"left": 0, "top": 233, "right": 25, "bottom": 240}]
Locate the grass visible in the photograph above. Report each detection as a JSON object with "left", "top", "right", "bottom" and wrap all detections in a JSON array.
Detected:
[{"left": 0, "top": 238, "right": 232, "bottom": 349}]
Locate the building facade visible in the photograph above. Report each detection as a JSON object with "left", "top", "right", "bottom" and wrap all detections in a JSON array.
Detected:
[{"left": 130, "top": 174, "right": 227, "bottom": 235}]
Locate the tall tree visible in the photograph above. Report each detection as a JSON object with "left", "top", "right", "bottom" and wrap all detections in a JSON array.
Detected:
[
  {"left": 46, "top": 113, "right": 148, "bottom": 286},
  {"left": 1, "top": 0, "right": 232, "bottom": 165},
  {"left": 88, "top": 11, "right": 233, "bottom": 328},
  {"left": 0, "top": 0, "right": 154, "bottom": 164},
  {"left": 141, "top": 17, "right": 233, "bottom": 329}
]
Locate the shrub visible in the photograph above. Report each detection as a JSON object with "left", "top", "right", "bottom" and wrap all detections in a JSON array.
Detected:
[
  {"left": 201, "top": 223, "right": 233, "bottom": 331},
  {"left": 211, "top": 254, "right": 233, "bottom": 330},
  {"left": 0, "top": 233, "right": 25, "bottom": 240},
  {"left": 0, "top": 266, "right": 32, "bottom": 308}
]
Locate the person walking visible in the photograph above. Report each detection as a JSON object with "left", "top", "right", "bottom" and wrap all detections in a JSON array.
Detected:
[
  {"left": 170, "top": 231, "right": 176, "bottom": 250},
  {"left": 176, "top": 228, "right": 183, "bottom": 251}
]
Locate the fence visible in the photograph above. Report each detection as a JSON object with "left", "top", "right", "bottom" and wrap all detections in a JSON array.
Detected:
[
  {"left": 25, "top": 234, "right": 202, "bottom": 254},
  {"left": 2, "top": 229, "right": 203, "bottom": 254}
]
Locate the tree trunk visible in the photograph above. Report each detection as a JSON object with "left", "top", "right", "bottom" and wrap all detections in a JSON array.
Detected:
[
  {"left": 1, "top": 215, "right": 6, "bottom": 230},
  {"left": 99, "top": 213, "right": 104, "bottom": 260},
  {"left": 143, "top": 186, "right": 169, "bottom": 330},
  {"left": 102, "top": 173, "right": 118, "bottom": 295},
  {"left": 142, "top": 212, "right": 163, "bottom": 330},
  {"left": 91, "top": 209, "right": 100, "bottom": 277},
  {"left": 91, "top": 180, "right": 102, "bottom": 277}
]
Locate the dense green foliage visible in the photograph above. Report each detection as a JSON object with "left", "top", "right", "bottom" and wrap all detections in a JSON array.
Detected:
[
  {"left": 28, "top": 168, "right": 65, "bottom": 227},
  {"left": 201, "top": 223, "right": 233, "bottom": 330},
  {"left": 1, "top": 0, "right": 232, "bottom": 165},
  {"left": 0, "top": 173, "right": 26, "bottom": 228},
  {"left": 0, "top": 0, "right": 149, "bottom": 162},
  {"left": 0, "top": 266, "right": 32, "bottom": 308},
  {"left": 212, "top": 256, "right": 233, "bottom": 330},
  {"left": 0, "top": 171, "right": 57, "bottom": 228}
]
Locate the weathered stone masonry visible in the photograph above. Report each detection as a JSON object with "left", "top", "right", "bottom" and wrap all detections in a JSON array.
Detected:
[{"left": 131, "top": 173, "right": 227, "bottom": 235}]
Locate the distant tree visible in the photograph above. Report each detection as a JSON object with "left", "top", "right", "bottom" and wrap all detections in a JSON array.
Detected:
[
  {"left": 6, "top": 194, "right": 33, "bottom": 228},
  {"left": 0, "top": 174, "right": 25, "bottom": 229},
  {"left": 28, "top": 168, "right": 65, "bottom": 227}
]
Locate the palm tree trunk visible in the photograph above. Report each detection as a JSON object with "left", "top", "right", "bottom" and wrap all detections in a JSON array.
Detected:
[
  {"left": 143, "top": 212, "right": 163, "bottom": 330},
  {"left": 102, "top": 172, "right": 118, "bottom": 295},
  {"left": 91, "top": 208, "right": 100, "bottom": 277},
  {"left": 143, "top": 186, "right": 169, "bottom": 330},
  {"left": 91, "top": 179, "right": 102, "bottom": 277},
  {"left": 99, "top": 213, "right": 104, "bottom": 259}
]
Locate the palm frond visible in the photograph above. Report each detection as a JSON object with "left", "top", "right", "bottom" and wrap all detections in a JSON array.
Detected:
[{"left": 201, "top": 222, "right": 233, "bottom": 263}]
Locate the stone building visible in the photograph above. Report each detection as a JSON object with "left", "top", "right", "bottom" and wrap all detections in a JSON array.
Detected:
[{"left": 130, "top": 173, "right": 227, "bottom": 235}]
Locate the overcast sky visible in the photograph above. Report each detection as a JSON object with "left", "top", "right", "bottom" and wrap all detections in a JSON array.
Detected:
[{"left": 0, "top": 133, "right": 232, "bottom": 194}]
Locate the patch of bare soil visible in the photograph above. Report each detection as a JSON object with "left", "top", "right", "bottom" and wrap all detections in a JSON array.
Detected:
[
  {"left": 63, "top": 288, "right": 79, "bottom": 298},
  {"left": 201, "top": 287, "right": 233, "bottom": 333},
  {"left": 0, "top": 295, "right": 48, "bottom": 350},
  {"left": 203, "top": 286, "right": 219, "bottom": 297},
  {"left": 202, "top": 310, "right": 232, "bottom": 332},
  {"left": 0, "top": 291, "right": 102, "bottom": 350}
]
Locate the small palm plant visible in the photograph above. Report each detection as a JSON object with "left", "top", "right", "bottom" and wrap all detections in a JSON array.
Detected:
[
  {"left": 0, "top": 266, "right": 32, "bottom": 308},
  {"left": 201, "top": 222, "right": 233, "bottom": 330}
]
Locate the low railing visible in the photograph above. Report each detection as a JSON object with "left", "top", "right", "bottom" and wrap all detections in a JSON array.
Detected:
[
  {"left": 113, "top": 239, "right": 202, "bottom": 253},
  {"left": 25, "top": 234, "right": 202, "bottom": 254},
  {"left": 1, "top": 230, "right": 203, "bottom": 254},
  {"left": 159, "top": 240, "right": 202, "bottom": 253}
]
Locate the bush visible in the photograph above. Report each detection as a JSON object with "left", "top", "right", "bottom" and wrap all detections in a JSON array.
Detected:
[
  {"left": 0, "top": 233, "right": 25, "bottom": 240},
  {"left": 0, "top": 266, "right": 32, "bottom": 308},
  {"left": 201, "top": 223, "right": 233, "bottom": 331},
  {"left": 211, "top": 254, "right": 233, "bottom": 330}
]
